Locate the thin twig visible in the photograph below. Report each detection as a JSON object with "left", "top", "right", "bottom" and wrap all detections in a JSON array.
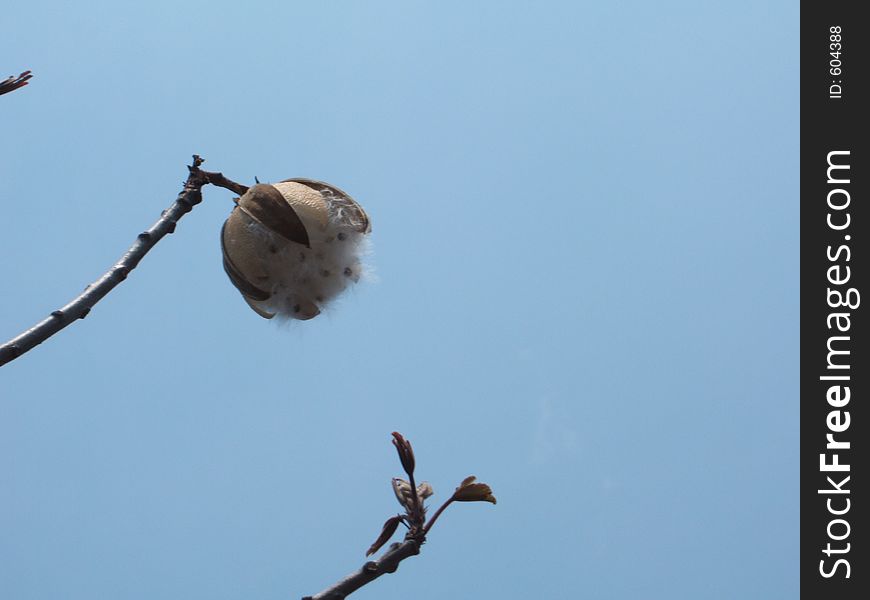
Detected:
[
  {"left": 302, "top": 538, "right": 421, "bottom": 600},
  {"left": 407, "top": 469, "right": 423, "bottom": 529},
  {"left": 422, "top": 497, "right": 455, "bottom": 536},
  {"left": 202, "top": 170, "right": 249, "bottom": 196},
  {"left": 0, "top": 155, "right": 248, "bottom": 368}
]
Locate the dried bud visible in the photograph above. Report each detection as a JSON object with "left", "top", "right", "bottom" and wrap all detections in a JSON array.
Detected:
[
  {"left": 416, "top": 481, "right": 434, "bottom": 501},
  {"left": 452, "top": 476, "right": 497, "bottom": 504},
  {"left": 392, "top": 478, "right": 433, "bottom": 512},
  {"left": 366, "top": 515, "right": 403, "bottom": 557},
  {"left": 391, "top": 431, "right": 415, "bottom": 477},
  {"left": 221, "top": 178, "right": 370, "bottom": 319},
  {"left": 392, "top": 478, "right": 414, "bottom": 511}
]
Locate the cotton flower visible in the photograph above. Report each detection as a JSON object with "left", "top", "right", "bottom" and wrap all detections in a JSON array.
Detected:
[{"left": 221, "top": 178, "right": 371, "bottom": 319}]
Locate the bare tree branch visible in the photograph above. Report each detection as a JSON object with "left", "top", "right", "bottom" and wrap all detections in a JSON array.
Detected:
[
  {"left": 303, "top": 539, "right": 421, "bottom": 600},
  {"left": 0, "top": 155, "right": 249, "bottom": 368},
  {"left": 0, "top": 71, "right": 32, "bottom": 96},
  {"left": 302, "top": 433, "right": 496, "bottom": 599}
]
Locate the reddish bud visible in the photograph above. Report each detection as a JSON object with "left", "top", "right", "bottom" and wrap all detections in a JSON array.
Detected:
[
  {"left": 366, "top": 515, "right": 403, "bottom": 557},
  {"left": 391, "top": 431, "right": 416, "bottom": 477}
]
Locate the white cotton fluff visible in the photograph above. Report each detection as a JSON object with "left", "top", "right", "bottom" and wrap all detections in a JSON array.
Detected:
[{"left": 220, "top": 179, "right": 371, "bottom": 320}]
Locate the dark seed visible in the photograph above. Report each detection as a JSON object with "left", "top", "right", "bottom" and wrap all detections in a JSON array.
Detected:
[
  {"left": 320, "top": 269, "right": 331, "bottom": 277},
  {"left": 293, "top": 304, "right": 301, "bottom": 313},
  {"left": 337, "top": 232, "right": 346, "bottom": 241},
  {"left": 344, "top": 267, "right": 353, "bottom": 277},
  {"left": 269, "top": 244, "right": 278, "bottom": 254}
]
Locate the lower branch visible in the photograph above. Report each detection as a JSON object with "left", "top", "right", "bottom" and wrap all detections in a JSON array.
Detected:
[
  {"left": 308, "top": 434, "right": 496, "bottom": 599},
  {"left": 0, "top": 155, "right": 247, "bottom": 368},
  {"left": 303, "top": 538, "right": 422, "bottom": 600}
]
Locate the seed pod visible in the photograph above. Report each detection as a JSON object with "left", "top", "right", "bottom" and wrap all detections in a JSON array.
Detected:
[{"left": 221, "top": 179, "right": 371, "bottom": 319}]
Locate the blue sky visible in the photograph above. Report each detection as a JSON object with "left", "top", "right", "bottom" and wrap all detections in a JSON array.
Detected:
[{"left": 1, "top": 1, "right": 798, "bottom": 598}]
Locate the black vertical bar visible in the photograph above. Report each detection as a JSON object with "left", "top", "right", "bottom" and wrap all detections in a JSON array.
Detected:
[{"left": 801, "top": 4, "right": 868, "bottom": 598}]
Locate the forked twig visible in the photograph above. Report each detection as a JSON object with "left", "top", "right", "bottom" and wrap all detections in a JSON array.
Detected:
[
  {"left": 0, "top": 155, "right": 248, "bottom": 367},
  {"left": 302, "top": 433, "right": 496, "bottom": 599}
]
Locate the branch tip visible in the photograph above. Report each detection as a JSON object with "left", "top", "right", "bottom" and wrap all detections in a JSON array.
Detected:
[{"left": 0, "top": 156, "right": 239, "bottom": 368}]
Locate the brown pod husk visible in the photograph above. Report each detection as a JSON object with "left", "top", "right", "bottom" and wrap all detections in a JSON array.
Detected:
[
  {"left": 281, "top": 178, "right": 371, "bottom": 235},
  {"left": 221, "top": 211, "right": 272, "bottom": 302},
  {"left": 237, "top": 183, "right": 312, "bottom": 248},
  {"left": 221, "top": 179, "right": 371, "bottom": 320}
]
